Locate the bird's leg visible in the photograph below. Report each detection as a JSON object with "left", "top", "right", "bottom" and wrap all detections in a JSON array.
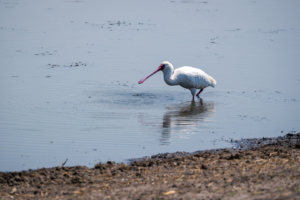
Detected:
[
  {"left": 196, "top": 89, "right": 203, "bottom": 97},
  {"left": 190, "top": 88, "right": 196, "bottom": 101}
]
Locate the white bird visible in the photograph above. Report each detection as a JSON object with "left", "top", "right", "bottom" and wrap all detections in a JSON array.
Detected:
[{"left": 138, "top": 61, "right": 217, "bottom": 100}]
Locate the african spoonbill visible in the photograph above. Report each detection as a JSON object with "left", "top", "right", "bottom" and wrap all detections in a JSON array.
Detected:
[{"left": 138, "top": 61, "right": 217, "bottom": 100}]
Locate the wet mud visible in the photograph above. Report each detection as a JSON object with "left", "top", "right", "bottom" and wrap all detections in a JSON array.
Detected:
[{"left": 1, "top": 133, "right": 300, "bottom": 199}]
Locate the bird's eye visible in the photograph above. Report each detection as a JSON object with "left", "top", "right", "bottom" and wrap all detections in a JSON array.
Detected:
[{"left": 160, "top": 64, "right": 165, "bottom": 70}]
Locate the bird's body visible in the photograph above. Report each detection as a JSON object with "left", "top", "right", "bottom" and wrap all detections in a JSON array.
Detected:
[{"left": 138, "top": 61, "right": 216, "bottom": 99}]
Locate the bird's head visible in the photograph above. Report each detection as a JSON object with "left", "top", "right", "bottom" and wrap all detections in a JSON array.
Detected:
[
  {"left": 138, "top": 61, "right": 172, "bottom": 84},
  {"left": 160, "top": 61, "right": 173, "bottom": 72}
]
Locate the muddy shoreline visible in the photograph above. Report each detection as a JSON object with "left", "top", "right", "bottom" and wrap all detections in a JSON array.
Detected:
[{"left": 1, "top": 133, "right": 300, "bottom": 199}]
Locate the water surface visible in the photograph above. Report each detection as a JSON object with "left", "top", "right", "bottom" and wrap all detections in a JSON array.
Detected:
[{"left": 1, "top": 0, "right": 300, "bottom": 171}]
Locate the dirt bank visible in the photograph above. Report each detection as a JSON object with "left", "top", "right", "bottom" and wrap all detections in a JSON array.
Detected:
[{"left": 1, "top": 133, "right": 300, "bottom": 200}]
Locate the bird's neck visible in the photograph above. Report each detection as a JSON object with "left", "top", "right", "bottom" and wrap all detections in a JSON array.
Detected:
[{"left": 163, "top": 69, "right": 177, "bottom": 86}]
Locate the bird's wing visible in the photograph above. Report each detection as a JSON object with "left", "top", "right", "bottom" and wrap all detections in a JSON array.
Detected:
[{"left": 175, "top": 67, "right": 213, "bottom": 89}]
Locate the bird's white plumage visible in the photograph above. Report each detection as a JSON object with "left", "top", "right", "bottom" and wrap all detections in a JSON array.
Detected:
[
  {"left": 170, "top": 66, "right": 215, "bottom": 89},
  {"left": 138, "top": 61, "right": 216, "bottom": 99}
]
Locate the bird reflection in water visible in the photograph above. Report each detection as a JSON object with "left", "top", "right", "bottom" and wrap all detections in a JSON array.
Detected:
[{"left": 160, "top": 99, "right": 215, "bottom": 145}]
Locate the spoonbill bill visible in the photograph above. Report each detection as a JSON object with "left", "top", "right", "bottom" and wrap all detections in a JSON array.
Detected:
[{"left": 138, "top": 61, "right": 217, "bottom": 100}]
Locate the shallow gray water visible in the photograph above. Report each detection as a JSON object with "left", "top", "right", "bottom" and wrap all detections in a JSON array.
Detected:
[{"left": 1, "top": 0, "right": 300, "bottom": 172}]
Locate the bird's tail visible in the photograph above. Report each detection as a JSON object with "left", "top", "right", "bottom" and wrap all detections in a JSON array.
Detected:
[{"left": 208, "top": 76, "right": 217, "bottom": 87}]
